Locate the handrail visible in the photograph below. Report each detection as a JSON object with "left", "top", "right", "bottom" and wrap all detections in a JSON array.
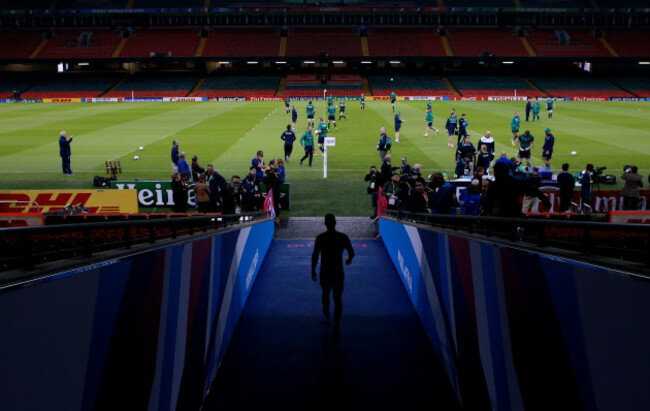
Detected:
[
  {"left": 0, "top": 211, "right": 271, "bottom": 273},
  {"left": 383, "top": 209, "right": 650, "bottom": 269},
  {"left": 0, "top": 200, "right": 40, "bottom": 213}
]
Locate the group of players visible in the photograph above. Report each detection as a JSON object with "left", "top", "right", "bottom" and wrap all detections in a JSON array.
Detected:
[{"left": 279, "top": 92, "right": 557, "bottom": 178}]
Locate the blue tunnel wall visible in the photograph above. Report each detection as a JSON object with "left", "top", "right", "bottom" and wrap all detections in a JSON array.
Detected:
[
  {"left": 379, "top": 218, "right": 650, "bottom": 411},
  {"left": 0, "top": 220, "right": 274, "bottom": 411}
]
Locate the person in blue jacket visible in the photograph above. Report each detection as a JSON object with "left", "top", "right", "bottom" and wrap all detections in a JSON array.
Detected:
[{"left": 59, "top": 130, "right": 74, "bottom": 176}]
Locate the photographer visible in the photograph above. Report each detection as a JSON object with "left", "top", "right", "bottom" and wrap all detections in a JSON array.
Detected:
[
  {"left": 580, "top": 164, "right": 594, "bottom": 212},
  {"left": 365, "top": 165, "right": 382, "bottom": 218},
  {"left": 621, "top": 165, "right": 643, "bottom": 210},
  {"left": 382, "top": 172, "right": 401, "bottom": 210},
  {"left": 222, "top": 175, "right": 243, "bottom": 215},
  {"left": 242, "top": 166, "right": 263, "bottom": 212},
  {"left": 264, "top": 160, "right": 282, "bottom": 223}
]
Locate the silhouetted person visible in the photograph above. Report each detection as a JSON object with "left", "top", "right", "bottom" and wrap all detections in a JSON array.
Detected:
[
  {"left": 481, "top": 162, "right": 550, "bottom": 217},
  {"left": 312, "top": 214, "right": 354, "bottom": 332}
]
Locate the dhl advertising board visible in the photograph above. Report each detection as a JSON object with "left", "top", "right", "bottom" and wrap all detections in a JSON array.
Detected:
[{"left": 0, "top": 190, "right": 138, "bottom": 213}]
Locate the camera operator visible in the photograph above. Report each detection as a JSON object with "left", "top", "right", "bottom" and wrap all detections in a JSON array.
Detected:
[
  {"left": 242, "top": 166, "right": 263, "bottom": 212},
  {"left": 580, "top": 164, "right": 594, "bottom": 212},
  {"left": 365, "top": 165, "right": 382, "bottom": 218},
  {"left": 382, "top": 172, "right": 401, "bottom": 210},
  {"left": 621, "top": 165, "right": 643, "bottom": 210},
  {"left": 427, "top": 172, "right": 456, "bottom": 214}
]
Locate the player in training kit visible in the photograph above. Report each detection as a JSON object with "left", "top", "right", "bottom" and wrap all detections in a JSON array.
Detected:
[
  {"left": 299, "top": 127, "right": 315, "bottom": 167},
  {"left": 291, "top": 105, "right": 298, "bottom": 130},
  {"left": 328, "top": 95, "right": 334, "bottom": 106},
  {"left": 457, "top": 113, "right": 468, "bottom": 146},
  {"left": 517, "top": 129, "right": 535, "bottom": 168},
  {"left": 390, "top": 92, "right": 397, "bottom": 112},
  {"left": 446, "top": 112, "right": 458, "bottom": 148},
  {"left": 338, "top": 100, "right": 347, "bottom": 120},
  {"left": 316, "top": 117, "right": 328, "bottom": 153},
  {"left": 546, "top": 99, "right": 554, "bottom": 119},
  {"left": 542, "top": 127, "right": 555, "bottom": 168},
  {"left": 306, "top": 101, "right": 315, "bottom": 128},
  {"left": 285, "top": 97, "right": 290, "bottom": 114},
  {"left": 360, "top": 93, "right": 365, "bottom": 110},
  {"left": 281, "top": 124, "right": 297, "bottom": 162},
  {"left": 511, "top": 112, "right": 521, "bottom": 146},
  {"left": 327, "top": 105, "right": 338, "bottom": 130},
  {"left": 427, "top": 99, "right": 432, "bottom": 111},
  {"left": 532, "top": 100, "right": 541, "bottom": 122},
  {"left": 424, "top": 108, "right": 439, "bottom": 136},
  {"left": 394, "top": 111, "right": 404, "bottom": 143}
]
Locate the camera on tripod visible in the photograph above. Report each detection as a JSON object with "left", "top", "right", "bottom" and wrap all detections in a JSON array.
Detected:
[
  {"left": 593, "top": 166, "right": 607, "bottom": 176},
  {"left": 592, "top": 166, "right": 616, "bottom": 184}
]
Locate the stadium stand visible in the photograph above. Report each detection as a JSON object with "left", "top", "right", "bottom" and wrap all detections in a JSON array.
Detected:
[
  {"left": 598, "top": 0, "right": 648, "bottom": 6},
  {"left": 0, "top": 0, "right": 52, "bottom": 9},
  {"left": 103, "top": 73, "right": 200, "bottom": 98},
  {"left": 605, "top": 30, "right": 650, "bottom": 57},
  {"left": 367, "top": 28, "right": 446, "bottom": 57},
  {"left": 56, "top": 0, "right": 128, "bottom": 8},
  {"left": 0, "top": 73, "right": 41, "bottom": 99},
  {"left": 283, "top": 73, "right": 362, "bottom": 97},
  {"left": 440, "top": 0, "right": 516, "bottom": 6},
  {"left": 517, "top": 0, "right": 591, "bottom": 6},
  {"left": 446, "top": 29, "right": 529, "bottom": 57},
  {"left": 117, "top": 29, "right": 200, "bottom": 58},
  {"left": 131, "top": 0, "right": 205, "bottom": 7},
  {"left": 528, "top": 75, "right": 633, "bottom": 98},
  {"left": 0, "top": 31, "right": 43, "bottom": 59},
  {"left": 526, "top": 29, "right": 612, "bottom": 57},
  {"left": 285, "top": 28, "right": 362, "bottom": 57},
  {"left": 194, "top": 75, "right": 278, "bottom": 98},
  {"left": 20, "top": 74, "right": 122, "bottom": 99},
  {"left": 201, "top": 29, "right": 280, "bottom": 58},
  {"left": 447, "top": 75, "right": 545, "bottom": 97},
  {"left": 369, "top": 75, "right": 455, "bottom": 97},
  {"left": 33, "top": 30, "right": 121, "bottom": 59},
  {"left": 607, "top": 76, "right": 650, "bottom": 98}
]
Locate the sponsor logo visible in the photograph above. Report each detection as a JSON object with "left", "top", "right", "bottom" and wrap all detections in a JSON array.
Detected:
[
  {"left": 487, "top": 96, "right": 528, "bottom": 101},
  {"left": 248, "top": 97, "right": 283, "bottom": 101},
  {"left": 397, "top": 250, "right": 413, "bottom": 293},
  {"left": 0, "top": 190, "right": 138, "bottom": 213},
  {"left": 3, "top": 99, "right": 43, "bottom": 103},
  {"left": 609, "top": 97, "right": 645, "bottom": 102},
  {"left": 124, "top": 97, "right": 163, "bottom": 102},
  {"left": 571, "top": 97, "right": 608, "bottom": 101},
  {"left": 245, "top": 249, "right": 260, "bottom": 290},
  {"left": 216, "top": 97, "right": 247, "bottom": 102},
  {"left": 460, "top": 97, "right": 477, "bottom": 101}
]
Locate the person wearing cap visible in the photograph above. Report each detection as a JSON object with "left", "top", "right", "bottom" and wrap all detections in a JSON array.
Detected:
[
  {"left": 58, "top": 130, "right": 74, "bottom": 176},
  {"left": 312, "top": 214, "right": 355, "bottom": 334},
  {"left": 394, "top": 110, "right": 404, "bottom": 143},
  {"left": 542, "top": 128, "right": 555, "bottom": 168}
]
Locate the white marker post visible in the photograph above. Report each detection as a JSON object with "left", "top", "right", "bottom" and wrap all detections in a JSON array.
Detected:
[{"left": 323, "top": 137, "right": 336, "bottom": 178}]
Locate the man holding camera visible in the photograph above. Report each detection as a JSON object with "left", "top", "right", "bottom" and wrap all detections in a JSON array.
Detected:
[
  {"left": 621, "top": 166, "right": 643, "bottom": 210},
  {"left": 365, "top": 165, "right": 382, "bottom": 219}
]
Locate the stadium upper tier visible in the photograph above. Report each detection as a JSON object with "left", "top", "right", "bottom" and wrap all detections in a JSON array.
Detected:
[
  {"left": 117, "top": 29, "right": 200, "bottom": 58},
  {"left": 446, "top": 29, "right": 530, "bottom": 57},
  {"left": 283, "top": 73, "right": 362, "bottom": 97},
  {"left": 201, "top": 29, "right": 280, "bottom": 58},
  {"left": 526, "top": 29, "right": 612, "bottom": 57},
  {"left": 34, "top": 30, "right": 121, "bottom": 59},
  {"left": 367, "top": 28, "right": 446, "bottom": 57},
  {"left": 0, "top": 31, "right": 42, "bottom": 59},
  {"left": 605, "top": 30, "right": 650, "bottom": 57},
  {"left": 285, "top": 28, "right": 363, "bottom": 57},
  {"left": 528, "top": 75, "right": 634, "bottom": 97}
]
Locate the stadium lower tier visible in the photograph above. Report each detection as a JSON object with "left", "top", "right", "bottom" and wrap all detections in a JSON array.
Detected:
[
  {"left": 283, "top": 89, "right": 362, "bottom": 97},
  {"left": 632, "top": 90, "right": 650, "bottom": 97},
  {"left": 545, "top": 89, "right": 634, "bottom": 98},
  {"left": 102, "top": 90, "right": 189, "bottom": 98},
  {"left": 20, "top": 91, "right": 104, "bottom": 99},
  {"left": 456, "top": 89, "right": 546, "bottom": 97},
  {"left": 372, "top": 88, "right": 456, "bottom": 97},
  {"left": 193, "top": 90, "right": 276, "bottom": 97}
]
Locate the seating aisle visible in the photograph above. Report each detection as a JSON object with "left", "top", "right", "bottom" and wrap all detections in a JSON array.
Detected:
[{"left": 204, "top": 238, "right": 460, "bottom": 410}]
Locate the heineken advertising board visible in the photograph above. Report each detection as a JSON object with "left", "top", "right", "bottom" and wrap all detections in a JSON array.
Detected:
[{"left": 110, "top": 180, "right": 291, "bottom": 210}]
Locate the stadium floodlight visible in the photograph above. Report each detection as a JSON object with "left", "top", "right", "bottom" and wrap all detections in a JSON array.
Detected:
[
  {"left": 246, "top": 61, "right": 258, "bottom": 64},
  {"left": 639, "top": 61, "right": 650, "bottom": 65},
  {"left": 361, "top": 61, "right": 372, "bottom": 64},
  {"left": 78, "top": 62, "right": 90, "bottom": 66},
  {"left": 218, "top": 61, "right": 230, "bottom": 64},
  {"left": 304, "top": 61, "right": 315, "bottom": 64},
  {"left": 332, "top": 61, "right": 344, "bottom": 64},
  {"left": 275, "top": 61, "right": 287, "bottom": 64},
  {"left": 389, "top": 60, "right": 401, "bottom": 64},
  {"left": 502, "top": 61, "right": 514, "bottom": 64}
]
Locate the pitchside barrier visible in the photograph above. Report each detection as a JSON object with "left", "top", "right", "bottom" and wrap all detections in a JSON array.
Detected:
[
  {"left": 2, "top": 96, "right": 648, "bottom": 103},
  {"left": 110, "top": 180, "right": 291, "bottom": 210},
  {"left": 0, "top": 218, "right": 274, "bottom": 411},
  {"left": 379, "top": 217, "right": 650, "bottom": 410}
]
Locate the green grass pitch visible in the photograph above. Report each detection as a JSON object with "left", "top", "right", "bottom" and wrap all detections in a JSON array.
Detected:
[{"left": 1, "top": 100, "right": 648, "bottom": 216}]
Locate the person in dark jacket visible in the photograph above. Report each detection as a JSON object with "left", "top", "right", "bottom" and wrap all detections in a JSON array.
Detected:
[
  {"left": 171, "top": 172, "right": 189, "bottom": 213},
  {"left": 481, "top": 162, "right": 550, "bottom": 217},
  {"left": 556, "top": 163, "right": 575, "bottom": 212},
  {"left": 365, "top": 165, "right": 382, "bottom": 218},
  {"left": 171, "top": 140, "right": 179, "bottom": 172},
  {"left": 264, "top": 160, "right": 282, "bottom": 223},
  {"left": 59, "top": 130, "right": 74, "bottom": 175}
]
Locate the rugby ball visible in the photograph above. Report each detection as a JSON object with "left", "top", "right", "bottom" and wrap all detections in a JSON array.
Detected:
[
  {"left": 139, "top": 146, "right": 144, "bottom": 151},
  {"left": 571, "top": 151, "right": 577, "bottom": 156},
  {"left": 134, "top": 155, "right": 139, "bottom": 160}
]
